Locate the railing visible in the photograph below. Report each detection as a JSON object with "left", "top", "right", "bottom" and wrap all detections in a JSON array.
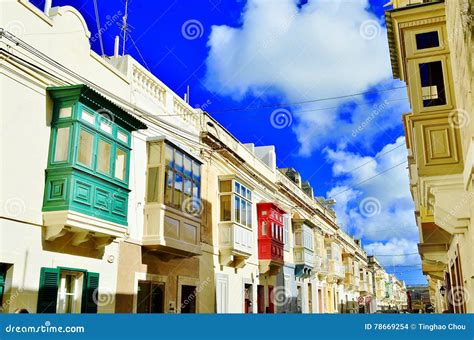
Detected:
[
  {"left": 276, "top": 172, "right": 336, "bottom": 221},
  {"left": 132, "top": 64, "right": 167, "bottom": 107}
]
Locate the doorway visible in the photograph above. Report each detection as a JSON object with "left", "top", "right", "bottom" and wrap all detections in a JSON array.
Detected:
[
  {"left": 257, "top": 285, "right": 265, "bottom": 313},
  {"left": 137, "top": 280, "right": 165, "bottom": 313},
  {"left": 180, "top": 285, "right": 196, "bottom": 313},
  {"left": 244, "top": 284, "right": 253, "bottom": 313}
]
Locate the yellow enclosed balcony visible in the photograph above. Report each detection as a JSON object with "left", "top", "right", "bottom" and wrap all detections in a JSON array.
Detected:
[{"left": 143, "top": 139, "right": 202, "bottom": 257}]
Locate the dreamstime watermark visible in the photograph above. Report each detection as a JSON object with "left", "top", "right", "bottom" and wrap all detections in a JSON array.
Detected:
[
  {"left": 195, "top": 99, "right": 212, "bottom": 111},
  {"left": 92, "top": 287, "right": 115, "bottom": 307},
  {"left": 351, "top": 100, "right": 389, "bottom": 138},
  {"left": 4, "top": 20, "right": 25, "bottom": 37},
  {"left": 448, "top": 286, "right": 470, "bottom": 307},
  {"left": 0, "top": 288, "right": 24, "bottom": 313},
  {"left": 270, "top": 286, "right": 291, "bottom": 307},
  {"left": 359, "top": 19, "right": 382, "bottom": 40},
  {"left": 5, "top": 321, "right": 85, "bottom": 334},
  {"left": 359, "top": 197, "right": 381, "bottom": 218},
  {"left": 436, "top": 191, "right": 474, "bottom": 231},
  {"left": 90, "top": 10, "right": 123, "bottom": 43},
  {"left": 181, "top": 19, "right": 204, "bottom": 40},
  {"left": 270, "top": 108, "right": 293, "bottom": 129},
  {"left": 448, "top": 109, "right": 470, "bottom": 129},
  {"left": 3, "top": 197, "right": 26, "bottom": 217},
  {"left": 180, "top": 277, "right": 211, "bottom": 310},
  {"left": 182, "top": 197, "right": 203, "bottom": 216}
]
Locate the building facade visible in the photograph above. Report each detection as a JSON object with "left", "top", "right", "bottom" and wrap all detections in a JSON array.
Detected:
[
  {"left": 0, "top": 0, "right": 405, "bottom": 314},
  {"left": 385, "top": 0, "right": 473, "bottom": 313}
]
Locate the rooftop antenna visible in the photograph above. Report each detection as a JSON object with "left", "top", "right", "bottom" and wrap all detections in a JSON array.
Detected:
[
  {"left": 184, "top": 86, "right": 190, "bottom": 104},
  {"left": 121, "top": 0, "right": 130, "bottom": 55},
  {"left": 92, "top": 0, "right": 105, "bottom": 57}
]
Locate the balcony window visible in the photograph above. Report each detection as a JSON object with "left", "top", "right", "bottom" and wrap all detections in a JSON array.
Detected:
[
  {"left": 57, "top": 270, "right": 84, "bottom": 314},
  {"left": 415, "top": 31, "right": 439, "bottom": 50},
  {"left": 77, "top": 128, "right": 94, "bottom": 168},
  {"left": 155, "top": 143, "right": 201, "bottom": 212},
  {"left": 419, "top": 61, "right": 446, "bottom": 107},
  {"left": 53, "top": 127, "right": 70, "bottom": 162},
  {"left": 219, "top": 179, "right": 252, "bottom": 227}
]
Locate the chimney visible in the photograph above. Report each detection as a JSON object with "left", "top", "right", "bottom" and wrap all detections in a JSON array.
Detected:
[{"left": 114, "top": 36, "right": 120, "bottom": 58}]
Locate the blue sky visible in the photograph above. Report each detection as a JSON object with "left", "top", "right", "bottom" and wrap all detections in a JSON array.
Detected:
[{"left": 31, "top": 0, "right": 424, "bottom": 284}]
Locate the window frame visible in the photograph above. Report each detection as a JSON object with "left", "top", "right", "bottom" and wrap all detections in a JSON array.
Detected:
[
  {"left": 48, "top": 102, "right": 132, "bottom": 189},
  {"left": 56, "top": 270, "right": 84, "bottom": 314},
  {"left": 146, "top": 141, "right": 201, "bottom": 216},
  {"left": 407, "top": 55, "right": 453, "bottom": 114},
  {"left": 219, "top": 178, "right": 253, "bottom": 229}
]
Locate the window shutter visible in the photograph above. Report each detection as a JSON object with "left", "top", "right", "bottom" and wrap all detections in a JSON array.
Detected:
[
  {"left": 82, "top": 272, "right": 99, "bottom": 313},
  {"left": 37, "top": 267, "right": 59, "bottom": 313}
]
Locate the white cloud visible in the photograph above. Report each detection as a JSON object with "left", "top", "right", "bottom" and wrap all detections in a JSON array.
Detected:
[
  {"left": 205, "top": 0, "right": 410, "bottom": 152},
  {"left": 364, "top": 238, "right": 421, "bottom": 268},
  {"left": 325, "top": 136, "right": 417, "bottom": 242}
]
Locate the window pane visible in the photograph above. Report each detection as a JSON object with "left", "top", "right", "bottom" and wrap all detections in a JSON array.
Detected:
[
  {"left": 184, "top": 178, "right": 192, "bottom": 201},
  {"left": 219, "top": 180, "right": 232, "bottom": 193},
  {"left": 247, "top": 190, "right": 252, "bottom": 200},
  {"left": 164, "top": 169, "right": 173, "bottom": 205},
  {"left": 174, "top": 173, "right": 183, "bottom": 208},
  {"left": 175, "top": 150, "right": 183, "bottom": 173},
  {"left": 100, "top": 120, "right": 112, "bottom": 134},
  {"left": 192, "top": 161, "right": 201, "bottom": 182},
  {"left": 78, "top": 129, "right": 94, "bottom": 167},
  {"left": 165, "top": 144, "right": 174, "bottom": 168},
  {"left": 97, "top": 140, "right": 111, "bottom": 174},
  {"left": 59, "top": 107, "right": 72, "bottom": 119},
  {"left": 81, "top": 110, "right": 95, "bottom": 124},
  {"left": 192, "top": 181, "right": 200, "bottom": 198},
  {"left": 247, "top": 203, "right": 252, "bottom": 227},
  {"left": 220, "top": 195, "right": 231, "bottom": 221},
  {"left": 184, "top": 156, "right": 192, "bottom": 177},
  {"left": 241, "top": 200, "right": 247, "bottom": 227},
  {"left": 416, "top": 31, "right": 439, "bottom": 50},
  {"left": 147, "top": 167, "right": 160, "bottom": 203},
  {"left": 235, "top": 182, "right": 241, "bottom": 195},
  {"left": 115, "top": 148, "right": 127, "bottom": 180},
  {"left": 54, "top": 127, "right": 70, "bottom": 162},
  {"left": 148, "top": 143, "right": 161, "bottom": 165},
  {"left": 234, "top": 196, "right": 241, "bottom": 224},
  {"left": 117, "top": 130, "right": 129, "bottom": 144},
  {"left": 419, "top": 61, "right": 446, "bottom": 107},
  {"left": 262, "top": 221, "right": 267, "bottom": 235}
]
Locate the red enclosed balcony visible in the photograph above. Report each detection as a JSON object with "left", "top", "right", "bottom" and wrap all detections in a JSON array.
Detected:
[{"left": 257, "top": 203, "right": 285, "bottom": 275}]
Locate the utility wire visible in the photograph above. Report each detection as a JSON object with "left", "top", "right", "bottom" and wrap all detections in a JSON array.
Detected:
[
  {"left": 210, "top": 86, "right": 407, "bottom": 113},
  {"left": 329, "top": 160, "right": 408, "bottom": 198}
]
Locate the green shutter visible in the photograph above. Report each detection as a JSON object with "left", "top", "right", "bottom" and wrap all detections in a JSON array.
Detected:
[
  {"left": 82, "top": 272, "right": 99, "bottom": 313},
  {"left": 37, "top": 267, "right": 59, "bottom": 313},
  {"left": 0, "top": 264, "right": 6, "bottom": 306}
]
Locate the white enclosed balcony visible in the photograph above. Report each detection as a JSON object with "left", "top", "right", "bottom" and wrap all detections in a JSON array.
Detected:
[{"left": 219, "top": 222, "right": 253, "bottom": 268}]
